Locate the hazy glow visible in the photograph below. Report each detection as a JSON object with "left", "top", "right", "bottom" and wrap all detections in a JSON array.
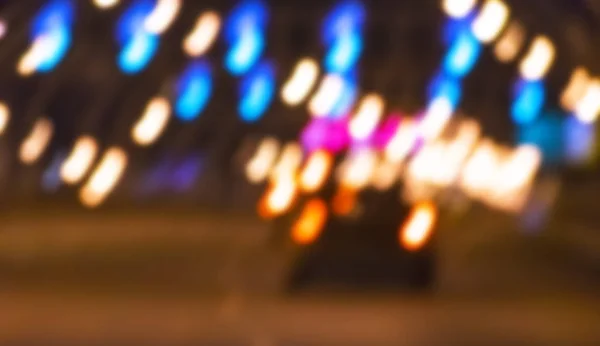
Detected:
[
  {"left": 183, "top": 11, "right": 221, "bottom": 57},
  {"left": 175, "top": 60, "right": 213, "bottom": 121},
  {"left": 561, "top": 67, "right": 591, "bottom": 112},
  {"left": 299, "top": 150, "right": 333, "bottom": 193},
  {"left": 19, "top": 117, "right": 54, "bottom": 165},
  {"left": 385, "top": 118, "right": 418, "bottom": 163},
  {"left": 239, "top": 61, "right": 276, "bottom": 122},
  {"left": 348, "top": 94, "right": 385, "bottom": 140},
  {"left": 281, "top": 58, "right": 320, "bottom": 106},
  {"left": 511, "top": 80, "right": 545, "bottom": 125},
  {"left": 60, "top": 135, "right": 99, "bottom": 185},
  {"left": 258, "top": 176, "right": 298, "bottom": 219},
  {"left": 574, "top": 79, "right": 600, "bottom": 124},
  {"left": 308, "top": 74, "right": 346, "bottom": 117},
  {"left": 93, "top": 0, "right": 119, "bottom": 9},
  {"left": 443, "top": 29, "right": 481, "bottom": 78},
  {"left": 337, "top": 148, "right": 377, "bottom": 190},
  {"left": 79, "top": 147, "right": 128, "bottom": 208},
  {"left": 0, "top": 102, "right": 10, "bottom": 135},
  {"left": 493, "top": 21, "right": 524, "bottom": 63},
  {"left": 420, "top": 96, "right": 454, "bottom": 140},
  {"left": 269, "top": 142, "right": 303, "bottom": 183}
]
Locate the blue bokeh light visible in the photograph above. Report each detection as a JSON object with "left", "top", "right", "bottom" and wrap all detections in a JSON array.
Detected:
[
  {"left": 442, "top": 29, "right": 481, "bottom": 79},
  {"left": 511, "top": 79, "right": 545, "bottom": 125},
  {"left": 330, "top": 74, "right": 358, "bottom": 118},
  {"left": 117, "top": 31, "right": 159, "bottom": 74},
  {"left": 321, "top": 1, "right": 365, "bottom": 45},
  {"left": 324, "top": 30, "right": 363, "bottom": 74},
  {"left": 175, "top": 60, "right": 213, "bottom": 122},
  {"left": 224, "top": 28, "right": 265, "bottom": 76},
  {"left": 31, "top": 0, "right": 74, "bottom": 39},
  {"left": 224, "top": 0, "right": 268, "bottom": 43},
  {"left": 428, "top": 71, "right": 462, "bottom": 109},
  {"left": 239, "top": 61, "right": 276, "bottom": 122},
  {"left": 115, "top": 0, "right": 156, "bottom": 44}
]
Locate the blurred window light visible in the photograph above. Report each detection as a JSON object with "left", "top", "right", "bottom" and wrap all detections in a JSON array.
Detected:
[
  {"left": 117, "top": 31, "right": 159, "bottom": 74},
  {"left": 245, "top": 137, "right": 280, "bottom": 184},
  {"left": 400, "top": 202, "right": 437, "bottom": 252},
  {"left": 420, "top": 96, "right": 454, "bottom": 140},
  {"left": 301, "top": 117, "right": 350, "bottom": 153},
  {"left": 42, "top": 151, "right": 67, "bottom": 193},
  {"left": 281, "top": 58, "right": 320, "bottom": 106},
  {"left": 329, "top": 74, "right": 358, "bottom": 118},
  {"left": 442, "top": 0, "right": 477, "bottom": 19},
  {"left": 270, "top": 142, "right": 303, "bottom": 183},
  {"left": 239, "top": 61, "right": 275, "bottom": 122},
  {"left": 175, "top": 60, "right": 213, "bottom": 121},
  {"left": 405, "top": 142, "right": 448, "bottom": 187},
  {"left": 31, "top": 0, "right": 74, "bottom": 39},
  {"left": 132, "top": 97, "right": 171, "bottom": 146},
  {"left": 183, "top": 11, "right": 221, "bottom": 57},
  {"left": 224, "top": 0, "right": 268, "bottom": 42},
  {"left": 371, "top": 159, "right": 400, "bottom": 191},
  {"left": 0, "top": 102, "right": 10, "bottom": 135},
  {"left": 385, "top": 118, "right": 419, "bottom": 163},
  {"left": 308, "top": 74, "right": 346, "bottom": 117},
  {"left": 93, "top": 0, "right": 119, "bottom": 9},
  {"left": 291, "top": 199, "right": 328, "bottom": 245},
  {"left": 321, "top": 1, "right": 365, "bottom": 45},
  {"left": 60, "top": 135, "right": 99, "bottom": 185},
  {"left": 0, "top": 19, "right": 7, "bottom": 40},
  {"left": 493, "top": 20, "right": 525, "bottom": 63},
  {"left": 371, "top": 115, "right": 401, "bottom": 150},
  {"left": 511, "top": 79, "right": 545, "bottom": 125},
  {"left": 225, "top": 27, "right": 265, "bottom": 76},
  {"left": 428, "top": 72, "right": 462, "bottom": 107},
  {"left": 116, "top": 0, "right": 154, "bottom": 44},
  {"left": 324, "top": 30, "right": 363, "bottom": 74},
  {"left": 79, "top": 147, "right": 128, "bottom": 208},
  {"left": 299, "top": 150, "right": 333, "bottom": 193},
  {"left": 471, "top": 0, "right": 509, "bottom": 44},
  {"left": 459, "top": 140, "right": 502, "bottom": 198},
  {"left": 258, "top": 176, "right": 298, "bottom": 219},
  {"left": 519, "top": 35, "right": 555, "bottom": 81},
  {"left": 443, "top": 28, "right": 481, "bottom": 78},
  {"left": 561, "top": 67, "right": 591, "bottom": 112},
  {"left": 337, "top": 147, "right": 377, "bottom": 190},
  {"left": 574, "top": 79, "right": 600, "bottom": 124},
  {"left": 516, "top": 114, "right": 563, "bottom": 165},
  {"left": 348, "top": 94, "right": 385, "bottom": 141},
  {"left": 497, "top": 145, "right": 541, "bottom": 191},
  {"left": 144, "top": 0, "right": 182, "bottom": 34},
  {"left": 19, "top": 117, "right": 54, "bottom": 165}
]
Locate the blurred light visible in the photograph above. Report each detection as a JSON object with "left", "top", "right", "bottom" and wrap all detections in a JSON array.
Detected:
[
  {"left": 245, "top": 137, "right": 280, "bottom": 184},
  {"left": 337, "top": 147, "right": 377, "bottom": 190},
  {"left": 60, "top": 135, "right": 99, "bottom": 185},
  {"left": 79, "top": 147, "right": 128, "bottom": 208},
  {"left": 115, "top": 0, "right": 154, "bottom": 44},
  {"left": 171, "top": 156, "right": 203, "bottom": 192},
  {"left": 239, "top": 61, "right": 275, "bottom": 122},
  {"left": 0, "top": 20, "right": 7, "bottom": 39},
  {"left": 321, "top": 1, "right": 365, "bottom": 44},
  {"left": 42, "top": 151, "right": 67, "bottom": 193},
  {"left": 175, "top": 60, "right": 213, "bottom": 121},
  {"left": 400, "top": 202, "right": 437, "bottom": 252},
  {"left": 0, "top": 102, "right": 10, "bottom": 135},
  {"left": 291, "top": 199, "right": 328, "bottom": 245},
  {"left": 517, "top": 114, "right": 563, "bottom": 165},
  {"left": 443, "top": 28, "right": 481, "bottom": 78},
  {"left": 385, "top": 118, "right": 418, "bottom": 163},
  {"left": 31, "top": 0, "right": 74, "bottom": 39},
  {"left": 269, "top": 142, "right": 303, "bottom": 183},
  {"left": 442, "top": 0, "right": 477, "bottom": 19},
  {"left": 308, "top": 74, "right": 346, "bottom": 117},
  {"left": 371, "top": 115, "right": 401, "bottom": 150},
  {"left": 428, "top": 72, "right": 462, "bottom": 107},
  {"left": 471, "top": 0, "right": 509, "bottom": 44},
  {"left": 511, "top": 79, "right": 545, "bottom": 125},
  {"left": 144, "top": 0, "right": 181, "bottom": 34},
  {"left": 493, "top": 20, "right": 525, "bottom": 63},
  {"left": 301, "top": 117, "right": 350, "bottom": 153},
  {"left": 19, "top": 117, "right": 54, "bottom": 165},
  {"left": 258, "top": 176, "right": 298, "bottom": 219},
  {"left": 348, "top": 94, "right": 385, "bottom": 140},
  {"left": 331, "top": 185, "right": 358, "bottom": 216},
  {"left": 498, "top": 145, "right": 541, "bottom": 191},
  {"left": 563, "top": 116, "right": 596, "bottom": 165},
  {"left": 420, "top": 96, "right": 454, "bottom": 140},
  {"left": 324, "top": 30, "right": 363, "bottom": 74},
  {"left": 117, "top": 31, "right": 159, "bottom": 74},
  {"left": 281, "top": 58, "right": 320, "bottom": 106},
  {"left": 132, "top": 97, "right": 171, "bottom": 146},
  {"left": 574, "top": 79, "right": 600, "bottom": 124},
  {"left": 19, "top": 24, "right": 72, "bottom": 75},
  {"left": 299, "top": 150, "right": 333, "bottom": 193},
  {"left": 183, "top": 11, "right": 221, "bottom": 57},
  {"left": 519, "top": 36, "right": 555, "bottom": 81},
  {"left": 329, "top": 74, "right": 358, "bottom": 118},
  {"left": 224, "top": 0, "right": 268, "bottom": 76},
  {"left": 561, "top": 67, "right": 591, "bottom": 112},
  {"left": 459, "top": 140, "right": 502, "bottom": 198},
  {"left": 371, "top": 159, "right": 400, "bottom": 191},
  {"left": 93, "top": 0, "right": 119, "bottom": 9}
]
